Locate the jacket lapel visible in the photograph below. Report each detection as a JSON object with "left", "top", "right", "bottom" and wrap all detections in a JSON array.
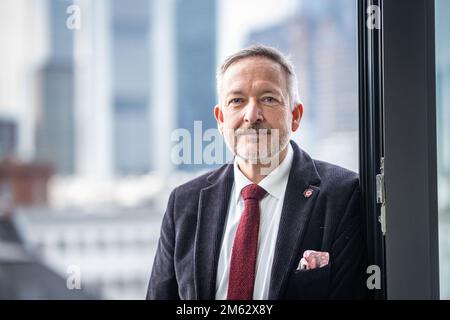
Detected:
[
  {"left": 268, "top": 141, "right": 321, "bottom": 299},
  {"left": 194, "top": 164, "right": 234, "bottom": 299}
]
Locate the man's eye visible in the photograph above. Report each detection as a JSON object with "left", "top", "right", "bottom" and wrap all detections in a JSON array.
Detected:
[
  {"left": 262, "top": 97, "right": 277, "bottom": 103},
  {"left": 229, "top": 98, "right": 243, "bottom": 105}
]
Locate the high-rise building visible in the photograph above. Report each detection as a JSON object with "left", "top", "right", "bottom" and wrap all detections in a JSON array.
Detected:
[
  {"left": 111, "top": 0, "right": 152, "bottom": 175},
  {"left": 175, "top": 0, "right": 217, "bottom": 170},
  {"left": 0, "top": 119, "right": 17, "bottom": 159},
  {"left": 27, "top": 0, "right": 218, "bottom": 176},
  {"left": 73, "top": 0, "right": 113, "bottom": 178},
  {"left": 35, "top": 0, "right": 76, "bottom": 175}
]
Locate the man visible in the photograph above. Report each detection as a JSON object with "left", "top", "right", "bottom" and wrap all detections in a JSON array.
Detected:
[{"left": 147, "top": 45, "right": 367, "bottom": 300}]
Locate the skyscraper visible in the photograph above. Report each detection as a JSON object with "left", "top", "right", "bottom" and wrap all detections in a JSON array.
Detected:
[
  {"left": 175, "top": 0, "right": 217, "bottom": 170},
  {"left": 35, "top": 0, "right": 76, "bottom": 175},
  {"left": 111, "top": 0, "right": 152, "bottom": 175},
  {"left": 0, "top": 119, "right": 17, "bottom": 159}
]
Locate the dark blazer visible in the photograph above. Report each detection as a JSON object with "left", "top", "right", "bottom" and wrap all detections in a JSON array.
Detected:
[{"left": 147, "top": 141, "right": 367, "bottom": 300}]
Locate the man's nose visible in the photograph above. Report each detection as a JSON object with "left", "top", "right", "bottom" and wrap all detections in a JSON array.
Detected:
[{"left": 243, "top": 100, "right": 263, "bottom": 124}]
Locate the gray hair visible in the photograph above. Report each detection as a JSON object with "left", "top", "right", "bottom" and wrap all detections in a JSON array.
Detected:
[{"left": 216, "top": 44, "right": 300, "bottom": 110}]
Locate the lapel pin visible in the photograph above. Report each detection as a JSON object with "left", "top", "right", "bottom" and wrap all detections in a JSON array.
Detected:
[{"left": 303, "top": 188, "right": 314, "bottom": 198}]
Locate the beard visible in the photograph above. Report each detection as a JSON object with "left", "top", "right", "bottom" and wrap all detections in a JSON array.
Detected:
[{"left": 224, "top": 124, "right": 289, "bottom": 164}]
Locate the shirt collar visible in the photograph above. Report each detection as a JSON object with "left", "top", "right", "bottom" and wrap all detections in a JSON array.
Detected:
[{"left": 233, "top": 143, "right": 294, "bottom": 203}]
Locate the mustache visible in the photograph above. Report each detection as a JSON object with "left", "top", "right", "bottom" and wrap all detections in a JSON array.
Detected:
[{"left": 234, "top": 125, "right": 272, "bottom": 136}]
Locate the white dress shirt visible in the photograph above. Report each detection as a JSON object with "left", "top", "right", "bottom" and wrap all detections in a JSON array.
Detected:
[{"left": 215, "top": 144, "right": 294, "bottom": 300}]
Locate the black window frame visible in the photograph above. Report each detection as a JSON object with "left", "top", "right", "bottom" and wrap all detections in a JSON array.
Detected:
[
  {"left": 358, "top": 0, "right": 386, "bottom": 300},
  {"left": 358, "top": 0, "right": 440, "bottom": 300}
]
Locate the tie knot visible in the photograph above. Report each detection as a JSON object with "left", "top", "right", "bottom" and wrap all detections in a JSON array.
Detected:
[{"left": 241, "top": 184, "right": 267, "bottom": 201}]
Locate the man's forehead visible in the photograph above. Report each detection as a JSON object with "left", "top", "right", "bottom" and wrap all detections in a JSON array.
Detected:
[
  {"left": 223, "top": 81, "right": 282, "bottom": 95},
  {"left": 221, "top": 58, "right": 287, "bottom": 89},
  {"left": 223, "top": 56, "right": 284, "bottom": 77}
]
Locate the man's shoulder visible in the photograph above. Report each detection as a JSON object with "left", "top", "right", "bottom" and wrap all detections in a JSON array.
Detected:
[
  {"left": 292, "top": 142, "right": 359, "bottom": 191},
  {"left": 307, "top": 159, "right": 360, "bottom": 212},
  {"left": 172, "top": 163, "right": 232, "bottom": 196},
  {"left": 174, "top": 170, "right": 212, "bottom": 193},
  {"left": 312, "top": 159, "right": 359, "bottom": 190}
]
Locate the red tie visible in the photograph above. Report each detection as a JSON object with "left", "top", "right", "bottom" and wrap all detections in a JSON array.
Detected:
[{"left": 227, "top": 184, "right": 267, "bottom": 300}]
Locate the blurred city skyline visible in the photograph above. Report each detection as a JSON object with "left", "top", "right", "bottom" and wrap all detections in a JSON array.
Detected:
[{"left": 0, "top": 0, "right": 358, "bottom": 182}]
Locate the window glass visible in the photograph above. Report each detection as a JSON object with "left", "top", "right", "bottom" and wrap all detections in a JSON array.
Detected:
[{"left": 436, "top": 0, "right": 450, "bottom": 300}]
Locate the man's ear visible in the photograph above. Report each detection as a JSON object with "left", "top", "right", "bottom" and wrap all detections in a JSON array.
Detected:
[
  {"left": 291, "top": 102, "right": 303, "bottom": 132},
  {"left": 214, "top": 104, "right": 224, "bottom": 134}
]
